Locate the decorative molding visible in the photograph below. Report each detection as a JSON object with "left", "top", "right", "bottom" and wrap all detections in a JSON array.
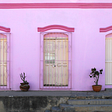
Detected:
[
  {"left": 0, "top": 3, "right": 112, "bottom": 9},
  {"left": 0, "top": 26, "right": 10, "bottom": 32},
  {"left": 100, "top": 26, "right": 112, "bottom": 32},
  {"left": 38, "top": 25, "right": 75, "bottom": 32}
]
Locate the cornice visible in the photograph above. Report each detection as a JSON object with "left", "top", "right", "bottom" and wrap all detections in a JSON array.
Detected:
[
  {"left": 0, "top": 26, "right": 10, "bottom": 32},
  {"left": 100, "top": 26, "right": 112, "bottom": 32},
  {"left": 38, "top": 25, "right": 75, "bottom": 32},
  {"left": 0, "top": 3, "right": 112, "bottom": 9}
]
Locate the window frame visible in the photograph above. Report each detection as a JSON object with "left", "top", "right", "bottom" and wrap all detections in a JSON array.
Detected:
[
  {"left": 40, "top": 31, "right": 72, "bottom": 90},
  {"left": 0, "top": 32, "right": 11, "bottom": 90}
]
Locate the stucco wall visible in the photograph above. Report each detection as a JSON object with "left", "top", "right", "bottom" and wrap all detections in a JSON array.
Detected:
[{"left": 0, "top": 8, "right": 111, "bottom": 90}]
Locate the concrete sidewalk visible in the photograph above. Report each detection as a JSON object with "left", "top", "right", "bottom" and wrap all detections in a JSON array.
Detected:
[
  {"left": 0, "top": 90, "right": 111, "bottom": 112},
  {"left": 0, "top": 89, "right": 111, "bottom": 97}
]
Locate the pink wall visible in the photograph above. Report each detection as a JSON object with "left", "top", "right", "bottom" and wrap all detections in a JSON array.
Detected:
[{"left": 0, "top": 8, "right": 111, "bottom": 91}]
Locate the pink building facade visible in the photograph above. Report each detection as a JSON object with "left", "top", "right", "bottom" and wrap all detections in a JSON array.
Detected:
[{"left": 0, "top": 0, "right": 112, "bottom": 91}]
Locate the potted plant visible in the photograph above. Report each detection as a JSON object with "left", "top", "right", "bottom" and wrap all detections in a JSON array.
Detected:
[
  {"left": 89, "top": 68, "right": 103, "bottom": 92},
  {"left": 20, "top": 72, "right": 30, "bottom": 91}
]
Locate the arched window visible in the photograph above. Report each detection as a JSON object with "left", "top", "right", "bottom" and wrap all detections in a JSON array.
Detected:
[
  {"left": 0, "top": 26, "right": 10, "bottom": 90},
  {"left": 105, "top": 33, "right": 112, "bottom": 85},
  {"left": 100, "top": 26, "right": 112, "bottom": 87}
]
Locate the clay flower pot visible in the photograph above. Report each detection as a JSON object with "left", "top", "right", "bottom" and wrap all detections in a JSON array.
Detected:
[
  {"left": 20, "top": 83, "right": 30, "bottom": 91},
  {"left": 20, "top": 72, "right": 30, "bottom": 91},
  {"left": 92, "top": 85, "right": 102, "bottom": 92}
]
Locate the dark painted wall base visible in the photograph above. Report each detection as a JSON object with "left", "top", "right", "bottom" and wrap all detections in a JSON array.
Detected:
[{"left": 0, "top": 96, "right": 69, "bottom": 112}]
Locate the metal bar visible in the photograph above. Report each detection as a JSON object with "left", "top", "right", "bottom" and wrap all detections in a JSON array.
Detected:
[
  {"left": 61, "top": 39, "right": 63, "bottom": 87},
  {"left": 54, "top": 38, "right": 56, "bottom": 88}
]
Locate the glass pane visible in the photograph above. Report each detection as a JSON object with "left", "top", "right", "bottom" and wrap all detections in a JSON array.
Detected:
[{"left": 45, "top": 53, "right": 55, "bottom": 64}]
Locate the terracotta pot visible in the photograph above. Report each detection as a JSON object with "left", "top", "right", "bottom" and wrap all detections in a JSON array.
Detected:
[
  {"left": 20, "top": 83, "right": 30, "bottom": 91},
  {"left": 92, "top": 85, "right": 102, "bottom": 92}
]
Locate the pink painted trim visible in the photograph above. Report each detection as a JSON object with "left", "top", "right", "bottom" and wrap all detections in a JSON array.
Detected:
[
  {"left": 0, "top": 26, "right": 10, "bottom": 32},
  {"left": 100, "top": 26, "right": 112, "bottom": 32},
  {"left": 38, "top": 25, "right": 74, "bottom": 32},
  {"left": 0, "top": 3, "right": 112, "bottom": 9}
]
